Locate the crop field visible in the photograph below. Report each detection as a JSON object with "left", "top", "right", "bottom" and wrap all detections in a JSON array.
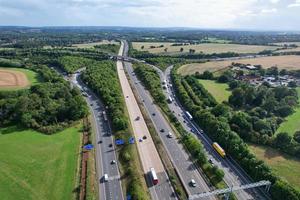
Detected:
[
  {"left": 249, "top": 144, "right": 300, "bottom": 191},
  {"left": 71, "top": 40, "right": 119, "bottom": 48},
  {"left": 132, "top": 42, "right": 278, "bottom": 55},
  {"left": 0, "top": 124, "right": 82, "bottom": 200},
  {"left": 198, "top": 79, "right": 231, "bottom": 103},
  {"left": 178, "top": 55, "right": 300, "bottom": 75},
  {"left": 276, "top": 87, "right": 300, "bottom": 136},
  {"left": 0, "top": 67, "right": 39, "bottom": 90}
]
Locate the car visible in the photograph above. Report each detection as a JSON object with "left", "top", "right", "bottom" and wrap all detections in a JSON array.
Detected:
[
  {"left": 190, "top": 179, "right": 196, "bottom": 187},
  {"left": 143, "top": 135, "right": 147, "bottom": 140},
  {"left": 208, "top": 159, "right": 213, "bottom": 164},
  {"left": 152, "top": 113, "right": 156, "bottom": 116},
  {"left": 98, "top": 140, "right": 102, "bottom": 144},
  {"left": 139, "top": 138, "right": 143, "bottom": 142},
  {"left": 90, "top": 103, "right": 93, "bottom": 106},
  {"left": 126, "top": 96, "right": 129, "bottom": 98},
  {"left": 136, "top": 116, "right": 140, "bottom": 120},
  {"left": 167, "top": 132, "right": 173, "bottom": 138},
  {"left": 109, "top": 143, "right": 113, "bottom": 148},
  {"left": 160, "top": 129, "right": 165, "bottom": 132},
  {"left": 111, "top": 160, "right": 116, "bottom": 164}
]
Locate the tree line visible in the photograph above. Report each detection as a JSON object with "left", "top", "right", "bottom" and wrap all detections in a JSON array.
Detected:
[{"left": 171, "top": 65, "right": 300, "bottom": 200}]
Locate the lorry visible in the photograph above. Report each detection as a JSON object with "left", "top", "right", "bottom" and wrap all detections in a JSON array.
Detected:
[
  {"left": 150, "top": 168, "right": 158, "bottom": 185},
  {"left": 213, "top": 142, "right": 226, "bottom": 158}
]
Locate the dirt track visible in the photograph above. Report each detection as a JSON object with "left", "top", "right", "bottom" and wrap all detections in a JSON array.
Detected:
[{"left": 0, "top": 69, "right": 29, "bottom": 88}]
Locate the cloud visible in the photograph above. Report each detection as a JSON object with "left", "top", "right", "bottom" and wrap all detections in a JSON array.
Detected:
[
  {"left": 261, "top": 8, "right": 277, "bottom": 13},
  {"left": 0, "top": 0, "right": 299, "bottom": 30},
  {"left": 288, "top": 0, "right": 300, "bottom": 7}
]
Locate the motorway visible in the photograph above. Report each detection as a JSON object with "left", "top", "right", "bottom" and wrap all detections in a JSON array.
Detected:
[
  {"left": 118, "top": 41, "right": 176, "bottom": 200},
  {"left": 159, "top": 65, "right": 269, "bottom": 200},
  {"left": 122, "top": 41, "right": 216, "bottom": 199},
  {"left": 71, "top": 74, "right": 124, "bottom": 200}
]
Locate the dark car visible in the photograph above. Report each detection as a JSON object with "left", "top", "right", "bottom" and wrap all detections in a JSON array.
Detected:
[
  {"left": 152, "top": 113, "right": 156, "bottom": 116},
  {"left": 160, "top": 129, "right": 165, "bottom": 132},
  {"left": 143, "top": 135, "right": 147, "bottom": 140},
  {"left": 109, "top": 143, "right": 113, "bottom": 148},
  {"left": 98, "top": 140, "right": 102, "bottom": 144}
]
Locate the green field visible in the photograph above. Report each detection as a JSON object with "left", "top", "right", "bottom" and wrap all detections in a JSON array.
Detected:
[
  {"left": 0, "top": 124, "right": 82, "bottom": 200},
  {"left": 132, "top": 42, "right": 278, "bottom": 55},
  {"left": 198, "top": 79, "right": 231, "bottom": 103},
  {"left": 276, "top": 87, "right": 300, "bottom": 136},
  {"left": 249, "top": 144, "right": 300, "bottom": 191}
]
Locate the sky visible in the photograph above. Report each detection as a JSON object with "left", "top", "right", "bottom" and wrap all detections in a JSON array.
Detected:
[{"left": 0, "top": 0, "right": 300, "bottom": 31}]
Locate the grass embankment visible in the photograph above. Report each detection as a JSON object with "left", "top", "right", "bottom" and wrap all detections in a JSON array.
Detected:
[
  {"left": 198, "top": 80, "right": 231, "bottom": 103},
  {"left": 249, "top": 144, "right": 300, "bottom": 191},
  {"left": 276, "top": 87, "right": 300, "bottom": 136},
  {"left": 0, "top": 124, "right": 82, "bottom": 200}
]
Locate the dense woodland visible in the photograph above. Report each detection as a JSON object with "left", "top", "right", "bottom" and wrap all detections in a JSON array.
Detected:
[
  {"left": 0, "top": 64, "right": 88, "bottom": 134},
  {"left": 171, "top": 65, "right": 300, "bottom": 200}
]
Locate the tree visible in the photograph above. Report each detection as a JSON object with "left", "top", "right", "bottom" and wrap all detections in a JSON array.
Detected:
[
  {"left": 141, "top": 45, "right": 144, "bottom": 49},
  {"left": 202, "top": 70, "right": 213, "bottom": 79},
  {"left": 274, "top": 132, "right": 292, "bottom": 149},
  {"left": 294, "top": 131, "right": 300, "bottom": 143},
  {"left": 180, "top": 47, "right": 184, "bottom": 52},
  {"left": 229, "top": 88, "right": 245, "bottom": 107}
]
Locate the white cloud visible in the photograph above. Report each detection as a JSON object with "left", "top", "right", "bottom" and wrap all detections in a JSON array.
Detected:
[
  {"left": 269, "top": 0, "right": 280, "bottom": 3},
  {"left": 261, "top": 8, "right": 277, "bottom": 13},
  {"left": 288, "top": 0, "right": 300, "bottom": 7}
]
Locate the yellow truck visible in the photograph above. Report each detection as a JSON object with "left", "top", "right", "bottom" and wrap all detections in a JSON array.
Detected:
[{"left": 213, "top": 142, "right": 226, "bottom": 158}]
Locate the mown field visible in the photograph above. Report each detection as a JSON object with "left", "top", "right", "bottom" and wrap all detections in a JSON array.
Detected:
[
  {"left": 178, "top": 55, "right": 300, "bottom": 75},
  {"left": 276, "top": 87, "right": 300, "bottom": 136},
  {"left": 249, "top": 144, "right": 300, "bottom": 191},
  {"left": 132, "top": 42, "right": 278, "bottom": 55},
  {"left": 0, "top": 67, "right": 41, "bottom": 90},
  {"left": 0, "top": 124, "right": 82, "bottom": 200},
  {"left": 198, "top": 79, "right": 231, "bottom": 103},
  {"left": 71, "top": 40, "right": 119, "bottom": 48}
]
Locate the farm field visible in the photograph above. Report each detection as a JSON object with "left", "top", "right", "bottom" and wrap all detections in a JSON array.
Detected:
[
  {"left": 274, "top": 42, "right": 300, "bottom": 46},
  {"left": 71, "top": 40, "right": 119, "bottom": 48},
  {"left": 132, "top": 42, "right": 278, "bottom": 55},
  {"left": 0, "top": 124, "right": 82, "bottom": 200},
  {"left": 276, "top": 87, "right": 300, "bottom": 136},
  {"left": 198, "top": 79, "right": 231, "bottom": 103},
  {"left": 249, "top": 144, "right": 300, "bottom": 191},
  {"left": 178, "top": 55, "right": 300, "bottom": 75},
  {"left": 276, "top": 47, "right": 300, "bottom": 53},
  {"left": 0, "top": 67, "right": 40, "bottom": 90}
]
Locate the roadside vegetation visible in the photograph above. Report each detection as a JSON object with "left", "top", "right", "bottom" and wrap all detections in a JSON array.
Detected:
[
  {"left": 58, "top": 56, "right": 94, "bottom": 74},
  {"left": 81, "top": 61, "right": 149, "bottom": 199},
  {"left": 0, "top": 123, "right": 82, "bottom": 200},
  {"left": 171, "top": 64, "right": 300, "bottom": 199}
]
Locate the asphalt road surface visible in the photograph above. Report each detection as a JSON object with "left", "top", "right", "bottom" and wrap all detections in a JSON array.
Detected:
[
  {"left": 118, "top": 41, "right": 176, "bottom": 200},
  {"left": 159, "top": 65, "right": 270, "bottom": 200},
  {"left": 122, "top": 50, "right": 218, "bottom": 200},
  {"left": 71, "top": 73, "right": 124, "bottom": 200}
]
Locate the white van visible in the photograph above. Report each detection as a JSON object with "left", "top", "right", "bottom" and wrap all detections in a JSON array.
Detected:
[
  {"left": 190, "top": 179, "right": 196, "bottom": 187},
  {"left": 167, "top": 132, "right": 173, "bottom": 138},
  {"left": 104, "top": 174, "right": 108, "bottom": 182}
]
